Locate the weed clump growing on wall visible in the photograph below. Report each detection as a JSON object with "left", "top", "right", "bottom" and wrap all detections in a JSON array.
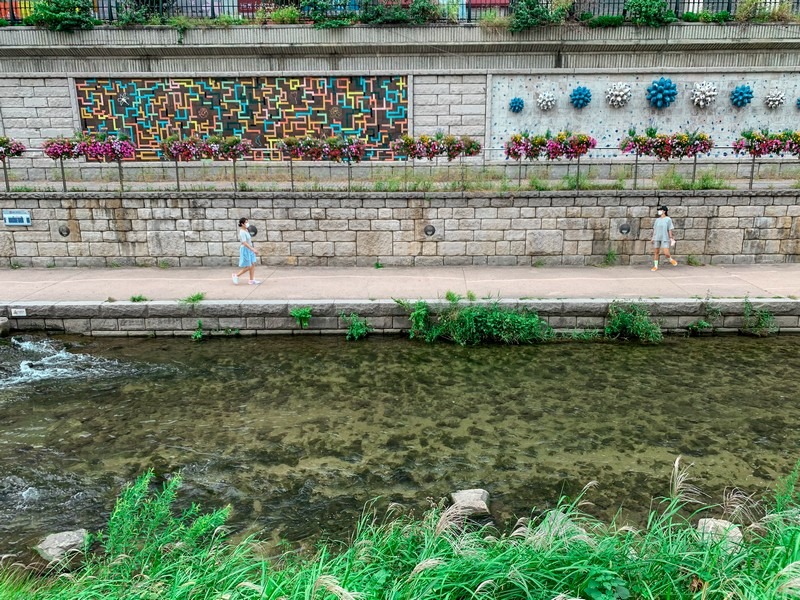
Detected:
[
  {"left": 604, "top": 300, "right": 664, "bottom": 343},
  {"left": 397, "top": 296, "right": 555, "bottom": 345}
]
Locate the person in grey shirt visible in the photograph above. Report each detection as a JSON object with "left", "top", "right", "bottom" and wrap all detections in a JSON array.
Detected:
[{"left": 651, "top": 204, "right": 677, "bottom": 272}]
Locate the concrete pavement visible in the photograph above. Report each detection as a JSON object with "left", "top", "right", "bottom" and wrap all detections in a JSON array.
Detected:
[{"left": 1, "top": 264, "right": 799, "bottom": 303}]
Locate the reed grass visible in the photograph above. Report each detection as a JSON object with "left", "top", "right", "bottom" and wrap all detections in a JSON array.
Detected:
[{"left": 6, "top": 460, "right": 800, "bottom": 599}]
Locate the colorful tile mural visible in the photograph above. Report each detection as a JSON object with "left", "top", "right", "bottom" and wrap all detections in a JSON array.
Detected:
[{"left": 75, "top": 76, "right": 409, "bottom": 160}]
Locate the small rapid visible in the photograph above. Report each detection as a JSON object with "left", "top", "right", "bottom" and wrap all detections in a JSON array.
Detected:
[{"left": 0, "top": 337, "right": 159, "bottom": 391}]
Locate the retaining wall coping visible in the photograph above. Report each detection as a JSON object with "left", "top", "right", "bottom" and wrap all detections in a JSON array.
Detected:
[
  {"left": 4, "top": 297, "right": 799, "bottom": 333},
  {"left": 0, "top": 189, "right": 794, "bottom": 202},
  {"left": 3, "top": 24, "right": 800, "bottom": 60}
]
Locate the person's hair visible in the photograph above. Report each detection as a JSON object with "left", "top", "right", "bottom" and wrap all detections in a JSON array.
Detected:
[
  {"left": 238, "top": 217, "right": 248, "bottom": 227},
  {"left": 658, "top": 205, "right": 669, "bottom": 215}
]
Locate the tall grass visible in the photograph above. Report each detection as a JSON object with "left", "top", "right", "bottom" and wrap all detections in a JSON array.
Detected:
[{"left": 6, "top": 460, "right": 800, "bottom": 599}]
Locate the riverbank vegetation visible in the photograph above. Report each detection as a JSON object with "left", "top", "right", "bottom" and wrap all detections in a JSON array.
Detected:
[
  {"left": 392, "top": 294, "right": 779, "bottom": 345},
  {"left": 4, "top": 459, "right": 800, "bottom": 599}
]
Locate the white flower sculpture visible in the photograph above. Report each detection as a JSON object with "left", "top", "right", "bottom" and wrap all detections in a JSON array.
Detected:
[
  {"left": 765, "top": 89, "right": 785, "bottom": 109},
  {"left": 690, "top": 81, "right": 718, "bottom": 108},
  {"left": 537, "top": 92, "right": 556, "bottom": 111},
  {"left": 605, "top": 82, "right": 632, "bottom": 108}
]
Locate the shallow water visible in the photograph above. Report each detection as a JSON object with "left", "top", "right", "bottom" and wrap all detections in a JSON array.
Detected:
[{"left": 1, "top": 334, "right": 799, "bottom": 556}]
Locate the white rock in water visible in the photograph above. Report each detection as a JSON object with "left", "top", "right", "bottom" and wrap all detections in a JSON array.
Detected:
[
  {"left": 697, "top": 518, "right": 743, "bottom": 553},
  {"left": 34, "top": 529, "right": 88, "bottom": 563},
  {"left": 450, "top": 488, "right": 490, "bottom": 515}
]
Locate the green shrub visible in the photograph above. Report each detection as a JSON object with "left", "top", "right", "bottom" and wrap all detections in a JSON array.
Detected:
[
  {"left": 0, "top": 18, "right": 10, "bottom": 26},
  {"left": 407, "top": 0, "right": 440, "bottom": 23},
  {"left": 191, "top": 319, "right": 205, "bottom": 342},
  {"left": 115, "top": 0, "right": 149, "bottom": 27},
  {"left": 397, "top": 298, "right": 554, "bottom": 346},
  {"left": 712, "top": 9, "right": 732, "bottom": 22},
  {"left": 212, "top": 14, "right": 247, "bottom": 26},
  {"left": 301, "top": 0, "right": 357, "bottom": 27},
  {"left": 740, "top": 296, "right": 778, "bottom": 337},
  {"left": 735, "top": 0, "right": 769, "bottom": 21},
  {"left": 578, "top": 10, "right": 592, "bottom": 19},
  {"left": 509, "top": 0, "right": 569, "bottom": 31},
  {"left": 624, "top": 0, "right": 676, "bottom": 26},
  {"left": 23, "top": 0, "right": 97, "bottom": 31},
  {"left": 341, "top": 312, "right": 373, "bottom": 341},
  {"left": 179, "top": 292, "right": 206, "bottom": 304},
  {"left": 478, "top": 6, "right": 511, "bottom": 27},
  {"left": 681, "top": 10, "right": 699, "bottom": 20},
  {"left": 290, "top": 306, "right": 313, "bottom": 329},
  {"left": 604, "top": 301, "right": 663, "bottom": 343},
  {"left": 270, "top": 5, "right": 301, "bottom": 23},
  {"left": 685, "top": 318, "right": 712, "bottom": 336},
  {"left": 586, "top": 14, "right": 625, "bottom": 26},
  {"left": 360, "top": 0, "right": 411, "bottom": 23}
]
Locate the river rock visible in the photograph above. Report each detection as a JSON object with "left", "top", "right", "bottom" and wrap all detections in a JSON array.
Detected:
[
  {"left": 34, "top": 529, "right": 88, "bottom": 563},
  {"left": 450, "top": 488, "right": 490, "bottom": 516},
  {"left": 697, "top": 518, "right": 743, "bottom": 553}
]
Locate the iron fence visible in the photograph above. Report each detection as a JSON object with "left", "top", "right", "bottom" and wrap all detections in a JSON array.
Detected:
[
  {"left": 3, "top": 144, "right": 799, "bottom": 193},
  {"left": 3, "top": 0, "right": 799, "bottom": 25}
]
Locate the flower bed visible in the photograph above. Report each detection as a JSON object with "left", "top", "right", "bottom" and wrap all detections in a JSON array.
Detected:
[
  {"left": 504, "top": 131, "right": 597, "bottom": 161},
  {"left": 391, "top": 133, "right": 481, "bottom": 161},
  {"left": 620, "top": 129, "right": 715, "bottom": 160}
]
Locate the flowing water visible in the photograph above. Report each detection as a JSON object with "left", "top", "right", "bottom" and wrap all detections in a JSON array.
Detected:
[{"left": 1, "top": 333, "right": 799, "bottom": 557}]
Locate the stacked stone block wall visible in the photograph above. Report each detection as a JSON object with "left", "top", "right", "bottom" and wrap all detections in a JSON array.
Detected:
[
  {"left": 0, "top": 77, "right": 75, "bottom": 149},
  {"left": 0, "top": 191, "right": 798, "bottom": 267},
  {"left": 412, "top": 74, "right": 487, "bottom": 145},
  {"left": 3, "top": 298, "right": 799, "bottom": 336}
]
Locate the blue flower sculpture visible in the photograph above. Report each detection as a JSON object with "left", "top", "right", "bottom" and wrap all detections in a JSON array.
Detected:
[
  {"left": 509, "top": 97, "right": 525, "bottom": 113},
  {"left": 646, "top": 77, "right": 678, "bottom": 109},
  {"left": 570, "top": 86, "right": 592, "bottom": 109},
  {"left": 731, "top": 85, "right": 753, "bottom": 108}
]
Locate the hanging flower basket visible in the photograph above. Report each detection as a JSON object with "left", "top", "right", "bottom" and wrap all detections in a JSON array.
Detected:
[
  {"left": 76, "top": 132, "right": 135, "bottom": 192},
  {"left": 0, "top": 136, "right": 26, "bottom": 192},
  {"left": 206, "top": 135, "right": 253, "bottom": 191},
  {"left": 42, "top": 136, "right": 82, "bottom": 192}
]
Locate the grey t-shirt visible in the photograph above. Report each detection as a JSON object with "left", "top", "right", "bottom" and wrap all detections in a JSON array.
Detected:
[{"left": 653, "top": 216, "right": 674, "bottom": 242}]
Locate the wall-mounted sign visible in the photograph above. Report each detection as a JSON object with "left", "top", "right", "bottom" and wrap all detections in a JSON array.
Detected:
[{"left": 3, "top": 210, "right": 31, "bottom": 227}]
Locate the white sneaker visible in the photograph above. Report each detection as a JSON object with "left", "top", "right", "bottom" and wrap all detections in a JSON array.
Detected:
[
  {"left": 231, "top": 273, "right": 238, "bottom": 285},
  {"left": 249, "top": 279, "right": 262, "bottom": 285}
]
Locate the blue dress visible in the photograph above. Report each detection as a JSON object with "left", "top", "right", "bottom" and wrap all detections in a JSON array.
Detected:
[{"left": 238, "top": 229, "right": 257, "bottom": 267}]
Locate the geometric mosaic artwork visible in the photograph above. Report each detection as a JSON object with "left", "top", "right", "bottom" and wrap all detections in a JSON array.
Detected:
[{"left": 75, "top": 76, "right": 409, "bottom": 160}]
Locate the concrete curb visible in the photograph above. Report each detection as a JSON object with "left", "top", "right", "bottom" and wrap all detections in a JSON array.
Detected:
[{"left": 3, "top": 298, "right": 799, "bottom": 336}]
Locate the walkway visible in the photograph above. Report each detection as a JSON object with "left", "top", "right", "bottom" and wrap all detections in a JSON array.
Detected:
[{"left": 1, "top": 264, "right": 798, "bottom": 303}]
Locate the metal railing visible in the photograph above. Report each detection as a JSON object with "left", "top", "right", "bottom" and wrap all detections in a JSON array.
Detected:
[
  {"left": 3, "top": 144, "right": 798, "bottom": 193},
  {"left": 3, "top": 0, "right": 799, "bottom": 25}
]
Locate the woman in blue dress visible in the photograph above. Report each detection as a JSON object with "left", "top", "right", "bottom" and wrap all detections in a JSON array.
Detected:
[{"left": 232, "top": 217, "right": 260, "bottom": 285}]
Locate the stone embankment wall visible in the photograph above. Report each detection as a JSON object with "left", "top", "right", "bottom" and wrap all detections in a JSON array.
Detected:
[
  {"left": 0, "top": 191, "right": 798, "bottom": 267},
  {"left": 2, "top": 298, "right": 799, "bottom": 336}
]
